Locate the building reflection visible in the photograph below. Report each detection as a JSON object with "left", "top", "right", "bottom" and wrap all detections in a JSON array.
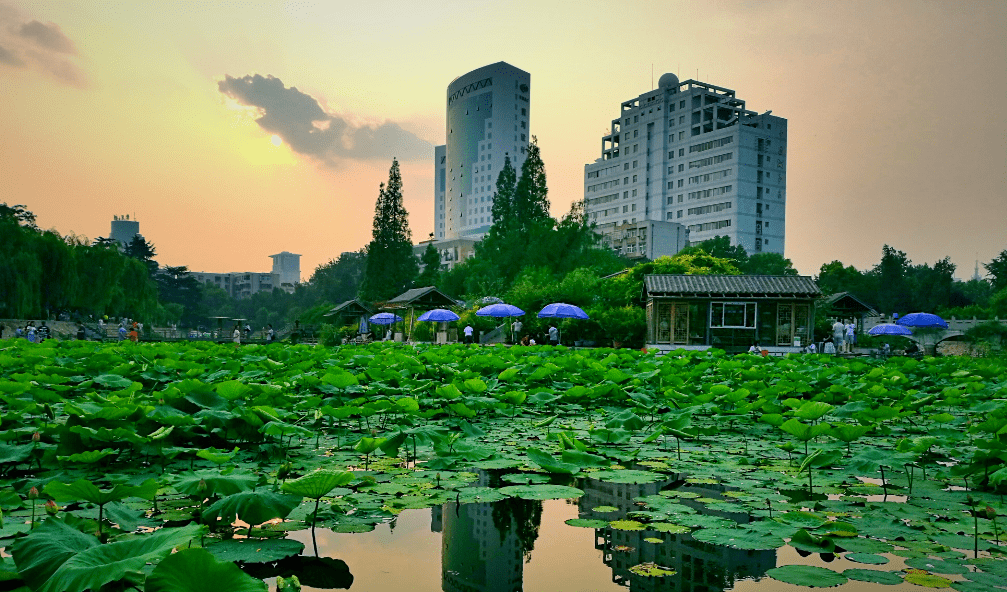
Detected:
[
  {"left": 435, "top": 472, "right": 542, "bottom": 592},
  {"left": 578, "top": 475, "right": 776, "bottom": 592}
]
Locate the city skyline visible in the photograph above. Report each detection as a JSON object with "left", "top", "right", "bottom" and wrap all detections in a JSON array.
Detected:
[{"left": 2, "top": 1, "right": 1004, "bottom": 280}]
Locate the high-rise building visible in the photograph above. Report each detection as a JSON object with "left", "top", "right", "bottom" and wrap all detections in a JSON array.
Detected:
[
  {"left": 269, "top": 251, "right": 301, "bottom": 292},
  {"left": 583, "top": 74, "right": 787, "bottom": 256},
  {"left": 109, "top": 214, "right": 140, "bottom": 248},
  {"left": 436, "top": 62, "right": 531, "bottom": 241}
]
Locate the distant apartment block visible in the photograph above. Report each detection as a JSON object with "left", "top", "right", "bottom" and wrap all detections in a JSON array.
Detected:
[
  {"left": 193, "top": 252, "right": 300, "bottom": 299},
  {"left": 583, "top": 74, "right": 786, "bottom": 256},
  {"left": 595, "top": 219, "right": 689, "bottom": 260},
  {"left": 412, "top": 237, "right": 478, "bottom": 271}
]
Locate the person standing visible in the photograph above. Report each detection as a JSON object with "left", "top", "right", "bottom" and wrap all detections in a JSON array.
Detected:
[
  {"left": 233, "top": 324, "right": 241, "bottom": 348},
  {"left": 77, "top": 324, "right": 86, "bottom": 340},
  {"left": 463, "top": 325, "right": 474, "bottom": 344},
  {"left": 267, "top": 324, "right": 275, "bottom": 343},
  {"left": 548, "top": 324, "right": 559, "bottom": 346},
  {"left": 823, "top": 336, "right": 836, "bottom": 355},
  {"left": 845, "top": 321, "right": 856, "bottom": 353},
  {"left": 832, "top": 319, "right": 845, "bottom": 352}
]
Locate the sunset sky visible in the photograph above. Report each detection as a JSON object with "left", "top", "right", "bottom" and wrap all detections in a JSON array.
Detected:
[{"left": 2, "top": 1, "right": 1005, "bottom": 281}]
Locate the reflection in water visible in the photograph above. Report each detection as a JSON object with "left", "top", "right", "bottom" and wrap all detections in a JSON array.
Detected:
[
  {"left": 577, "top": 474, "right": 776, "bottom": 591},
  {"left": 293, "top": 472, "right": 777, "bottom": 591},
  {"left": 441, "top": 497, "right": 542, "bottom": 592}
]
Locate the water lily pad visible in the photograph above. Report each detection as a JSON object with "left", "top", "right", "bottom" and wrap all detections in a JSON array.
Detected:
[
  {"left": 469, "top": 459, "right": 523, "bottom": 470},
  {"left": 692, "top": 527, "right": 784, "bottom": 550},
  {"left": 837, "top": 537, "right": 894, "bottom": 554},
  {"left": 643, "top": 537, "right": 663, "bottom": 544},
  {"left": 565, "top": 518, "right": 610, "bottom": 529},
  {"left": 648, "top": 523, "right": 689, "bottom": 534},
  {"left": 592, "top": 506, "right": 619, "bottom": 513},
  {"left": 590, "top": 469, "right": 663, "bottom": 484},
  {"left": 628, "top": 563, "right": 676, "bottom": 576},
  {"left": 767, "top": 565, "right": 848, "bottom": 587},
  {"left": 497, "top": 484, "right": 584, "bottom": 500},
  {"left": 843, "top": 568, "right": 903, "bottom": 585},
  {"left": 451, "top": 487, "right": 508, "bottom": 504},
  {"left": 905, "top": 557, "right": 969, "bottom": 575},
  {"left": 609, "top": 520, "right": 646, "bottom": 531},
  {"left": 500, "top": 473, "right": 550, "bottom": 485},
  {"left": 846, "top": 553, "right": 889, "bottom": 565},
  {"left": 904, "top": 573, "right": 954, "bottom": 587},
  {"left": 205, "top": 539, "right": 304, "bottom": 563}
]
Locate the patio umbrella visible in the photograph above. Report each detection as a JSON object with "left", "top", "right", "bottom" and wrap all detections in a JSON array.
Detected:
[
  {"left": 537, "top": 303, "right": 589, "bottom": 320},
  {"left": 417, "top": 308, "right": 460, "bottom": 322},
  {"left": 477, "top": 303, "right": 525, "bottom": 343},
  {"left": 868, "top": 323, "right": 913, "bottom": 336},
  {"left": 368, "top": 312, "right": 403, "bottom": 325},
  {"left": 537, "top": 303, "right": 590, "bottom": 346},
  {"left": 895, "top": 312, "right": 949, "bottom": 329},
  {"left": 896, "top": 312, "right": 948, "bottom": 355}
]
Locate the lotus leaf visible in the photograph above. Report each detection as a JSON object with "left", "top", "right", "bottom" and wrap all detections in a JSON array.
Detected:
[
  {"left": 201, "top": 491, "right": 301, "bottom": 527},
  {"left": 766, "top": 565, "right": 848, "bottom": 587},
  {"left": 147, "top": 548, "right": 267, "bottom": 592},
  {"left": 565, "top": 518, "right": 610, "bottom": 528},
  {"left": 497, "top": 485, "right": 584, "bottom": 500},
  {"left": 904, "top": 573, "right": 954, "bottom": 587},
  {"left": 842, "top": 568, "right": 903, "bottom": 585},
  {"left": 204, "top": 539, "right": 304, "bottom": 563}
]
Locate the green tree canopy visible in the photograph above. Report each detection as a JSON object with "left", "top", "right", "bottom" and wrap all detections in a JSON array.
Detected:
[
  {"left": 416, "top": 241, "right": 442, "bottom": 288},
  {"left": 359, "top": 159, "right": 418, "bottom": 302},
  {"left": 985, "top": 250, "right": 1007, "bottom": 291}
]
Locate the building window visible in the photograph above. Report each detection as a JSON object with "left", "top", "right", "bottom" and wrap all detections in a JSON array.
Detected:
[
  {"left": 632, "top": 175, "right": 638, "bottom": 182},
  {"left": 677, "top": 210, "right": 683, "bottom": 218},
  {"left": 711, "top": 302, "right": 756, "bottom": 328}
]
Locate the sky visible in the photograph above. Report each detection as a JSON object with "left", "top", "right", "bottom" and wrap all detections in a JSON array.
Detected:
[{"left": 2, "top": 0, "right": 1005, "bottom": 281}]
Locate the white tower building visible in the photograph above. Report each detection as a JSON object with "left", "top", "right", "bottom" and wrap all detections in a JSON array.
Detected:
[
  {"left": 436, "top": 62, "right": 531, "bottom": 241},
  {"left": 269, "top": 251, "right": 301, "bottom": 293},
  {"left": 583, "top": 74, "right": 787, "bottom": 256}
]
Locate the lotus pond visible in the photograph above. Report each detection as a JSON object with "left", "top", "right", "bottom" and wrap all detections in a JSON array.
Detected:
[{"left": 0, "top": 340, "right": 1005, "bottom": 592}]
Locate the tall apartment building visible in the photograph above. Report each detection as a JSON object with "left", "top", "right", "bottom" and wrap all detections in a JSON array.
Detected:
[
  {"left": 435, "top": 62, "right": 531, "bottom": 241},
  {"left": 583, "top": 73, "right": 786, "bottom": 256},
  {"left": 192, "top": 252, "right": 300, "bottom": 299}
]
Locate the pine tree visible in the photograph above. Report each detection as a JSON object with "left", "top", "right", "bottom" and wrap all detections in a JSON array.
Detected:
[
  {"left": 490, "top": 155, "right": 517, "bottom": 226},
  {"left": 359, "top": 159, "right": 418, "bottom": 301},
  {"left": 125, "top": 235, "right": 158, "bottom": 277},
  {"left": 512, "top": 136, "right": 550, "bottom": 234}
]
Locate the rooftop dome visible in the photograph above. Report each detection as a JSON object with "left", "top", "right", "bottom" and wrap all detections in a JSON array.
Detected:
[{"left": 658, "top": 72, "right": 680, "bottom": 88}]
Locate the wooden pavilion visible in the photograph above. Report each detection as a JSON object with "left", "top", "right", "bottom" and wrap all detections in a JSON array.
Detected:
[{"left": 644, "top": 275, "right": 821, "bottom": 352}]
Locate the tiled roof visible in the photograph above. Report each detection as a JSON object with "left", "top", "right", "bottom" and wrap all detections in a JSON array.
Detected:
[
  {"left": 325, "top": 299, "right": 373, "bottom": 317},
  {"left": 387, "top": 286, "right": 459, "bottom": 306},
  {"left": 644, "top": 275, "right": 821, "bottom": 298},
  {"left": 821, "top": 291, "right": 877, "bottom": 314}
]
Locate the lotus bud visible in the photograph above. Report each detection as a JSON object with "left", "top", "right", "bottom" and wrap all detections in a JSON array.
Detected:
[
  {"left": 31, "top": 431, "right": 41, "bottom": 442},
  {"left": 28, "top": 486, "right": 39, "bottom": 500},
  {"left": 45, "top": 500, "right": 58, "bottom": 516},
  {"left": 197, "top": 479, "right": 208, "bottom": 493}
]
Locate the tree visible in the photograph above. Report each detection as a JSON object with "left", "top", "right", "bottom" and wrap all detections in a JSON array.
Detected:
[
  {"left": 0, "top": 203, "right": 39, "bottom": 231},
  {"left": 308, "top": 250, "right": 367, "bottom": 305},
  {"left": 680, "top": 235, "right": 748, "bottom": 268},
  {"left": 359, "top": 159, "right": 418, "bottom": 302},
  {"left": 490, "top": 155, "right": 517, "bottom": 226},
  {"left": 743, "top": 252, "right": 798, "bottom": 276},
  {"left": 511, "top": 136, "right": 551, "bottom": 234},
  {"left": 125, "top": 235, "right": 158, "bottom": 277},
  {"left": 155, "top": 266, "right": 203, "bottom": 326},
  {"left": 985, "top": 250, "right": 1007, "bottom": 291},
  {"left": 872, "top": 245, "right": 912, "bottom": 315},
  {"left": 416, "top": 242, "right": 442, "bottom": 287}
]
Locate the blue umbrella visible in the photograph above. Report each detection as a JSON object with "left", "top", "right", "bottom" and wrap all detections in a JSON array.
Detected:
[
  {"left": 476, "top": 303, "right": 525, "bottom": 317},
  {"left": 537, "top": 303, "right": 589, "bottom": 320},
  {"left": 417, "top": 308, "right": 460, "bottom": 322},
  {"left": 369, "top": 312, "right": 403, "bottom": 325},
  {"left": 868, "top": 323, "right": 913, "bottom": 336},
  {"left": 896, "top": 312, "right": 948, "bottom": 329}
]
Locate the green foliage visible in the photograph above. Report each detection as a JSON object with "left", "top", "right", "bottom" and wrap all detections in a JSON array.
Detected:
[
  {"left": 985, "top": 249, "right": 1007, "bottom": 291},
  {"left": 359, "top": 159, "right": 418, "bottom": 301},
  {"left": 146, "top": 548, "right": 267, "bottom": 592},
  {"left": 11, "top": 519, "right": 203, "bottom": 592}
]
